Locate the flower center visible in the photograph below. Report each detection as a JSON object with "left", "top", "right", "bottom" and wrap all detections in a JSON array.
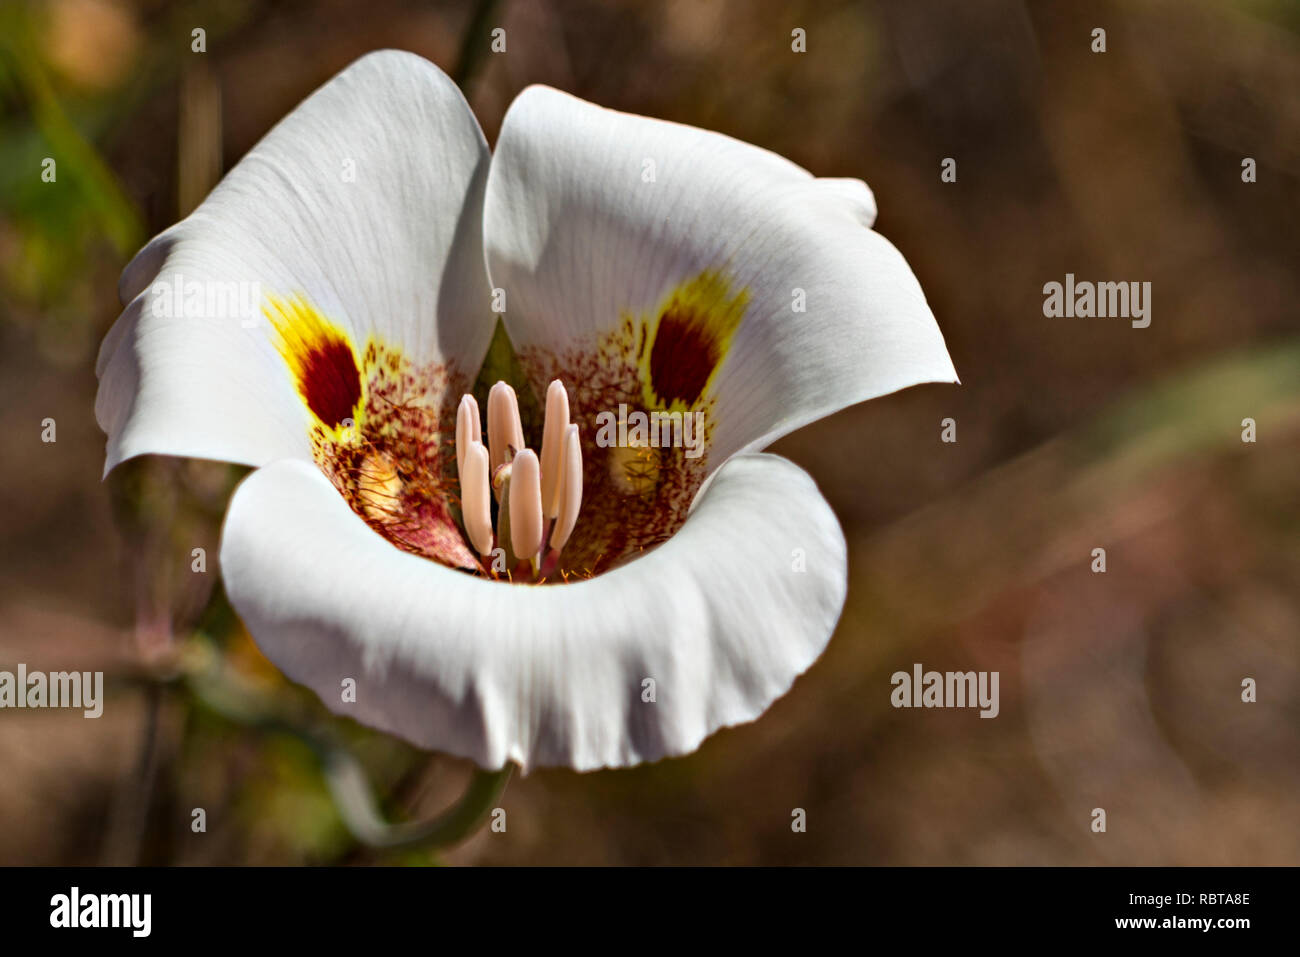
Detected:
[
  {"left": 455, "top": 379, "right": 584, "bottom": 583},
  {"left": 268, "top": 270, "right": 744, "bottom": 583}
]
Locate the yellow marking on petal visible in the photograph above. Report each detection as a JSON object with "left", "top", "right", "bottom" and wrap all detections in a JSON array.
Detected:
[
  {"left": 636, "top": 269, "right": 749, "bottom": 413},
  {"left": 265, "top": 294, "right": 364, "bottom": 436}
]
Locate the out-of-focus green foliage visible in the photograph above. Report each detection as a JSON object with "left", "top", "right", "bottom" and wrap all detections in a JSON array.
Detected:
[{"left": 0, "top": 3, "right": 142, "bottom": 315}]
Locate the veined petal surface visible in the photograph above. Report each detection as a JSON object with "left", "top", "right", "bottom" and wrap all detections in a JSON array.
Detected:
[
  {"left": 96, "top": 50, "right": 494, "bottom": 474},
  {"left": 220, "top": 453, "right": 846, "bottom": 771}
]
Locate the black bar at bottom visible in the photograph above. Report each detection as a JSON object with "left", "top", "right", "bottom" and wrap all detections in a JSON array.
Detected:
[{"left": 1, "top": 866, "right": 1283, "bottom": 943}]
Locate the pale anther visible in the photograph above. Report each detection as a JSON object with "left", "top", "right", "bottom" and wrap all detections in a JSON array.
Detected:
[
  {"left": 459, "top": 440, "right": 494, "bottom": 557},
  {"left": 455, "top": 393, "right": 481, "bottom": 479},
  {"left": 508, "top": 448, "right": 544, "bottom": 563},
  {"left": 486, "top": 381, "right": 525, "bottom": 477},
  {"left": 539, "top": 379, "right": 570, "bottom": 519},
  {"left": 549, "top": 424, "right": 583, "bottom": 553}
]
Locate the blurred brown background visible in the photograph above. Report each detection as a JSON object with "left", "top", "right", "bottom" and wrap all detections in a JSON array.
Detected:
[{"left": 0, "top": 0, "right": 1297, "bottom": 865}]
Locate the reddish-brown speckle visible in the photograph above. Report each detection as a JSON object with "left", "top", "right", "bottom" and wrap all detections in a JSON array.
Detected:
[
  {"left": 309, "top": 340, "right": 479, "bottom": 571},
  {"left": 520, "top": 317, "right": 716, "bottom": 577}
]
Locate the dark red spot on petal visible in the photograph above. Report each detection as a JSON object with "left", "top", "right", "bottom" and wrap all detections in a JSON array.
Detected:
[
  {"left": 299, "top": 338, "right": 361, "bottom": 427},
  {"left": 648, "top": 307, "right": 719, "bottom": 407}
]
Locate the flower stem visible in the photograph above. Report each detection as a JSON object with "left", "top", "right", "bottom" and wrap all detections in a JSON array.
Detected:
[
  {"left": 183, "top": 642, "right": 514, "bottom": 852},
  {"left": 322, "top": 749, "right": 513, "bottom": 851}
]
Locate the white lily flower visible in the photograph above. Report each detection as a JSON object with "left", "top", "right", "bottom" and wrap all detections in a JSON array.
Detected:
[{"left": 95, "top": 51, "right": 956, "bottom": 772}]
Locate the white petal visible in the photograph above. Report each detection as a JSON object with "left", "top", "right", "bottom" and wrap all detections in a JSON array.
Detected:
[
  {"left": 483, "top": 86, "right": 956, "bottom": 464},
  {"left": 96, "top": 51, "right": 493, "bottom": 474},
  {"left": 220, "top": 452, "right": 846, "bottom": 771}
]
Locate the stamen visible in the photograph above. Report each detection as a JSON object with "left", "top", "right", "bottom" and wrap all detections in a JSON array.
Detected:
[
  {"left": 453, "top": 380, "right": 582, "bottom": 582},
  {"left": 486, "top": 381, "right": 525, "bottom": 477},
  {"left": 507, "top": 448, "right": 544, "bottom": 564},
  {"left": 549, "top": 424, "right": 583, "bottom": 552},
  {"left": 459, "top": 440, "right": 494, "bottom": 557},
  {"left": 539, "top": 379, "right": 570, "bottom": 518},
  {"left": 455, "top": 394, "right": 481, "bottom": 479}
]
